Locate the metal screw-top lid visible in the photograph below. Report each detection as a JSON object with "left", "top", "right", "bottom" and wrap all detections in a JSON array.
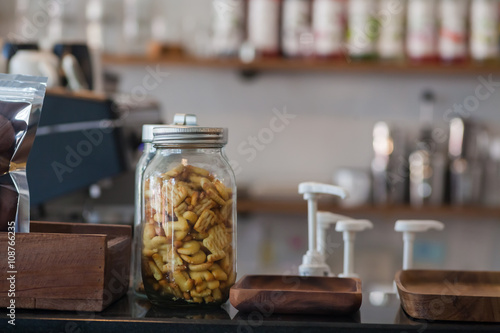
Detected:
[
  {"left": 142, "top": 124, "right": 177, "bottom": 142},
  {"left": 153, "top": 114, "right": 228, "bottom": 145},
  {"left": 142, "top": 124, "right": 161, "bottom": 143}
]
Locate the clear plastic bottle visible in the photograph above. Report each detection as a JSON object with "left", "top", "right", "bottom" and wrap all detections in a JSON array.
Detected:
[{"left": 141, "top": 114, "right": 237, "bottom": 306}]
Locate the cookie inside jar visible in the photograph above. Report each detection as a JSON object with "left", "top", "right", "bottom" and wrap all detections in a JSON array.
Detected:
[{"left": 142, "top": 163, "right": 236, "bottom": 306}]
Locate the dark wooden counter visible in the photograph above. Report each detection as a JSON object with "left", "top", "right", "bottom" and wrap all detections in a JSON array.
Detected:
[{"left": 1, "top": 292, "right": 499, "bottom": 333}]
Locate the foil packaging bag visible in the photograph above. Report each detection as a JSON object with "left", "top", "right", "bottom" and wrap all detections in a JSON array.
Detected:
[{"left": 0, "top": 74, "right": 47, "bottom": 233}]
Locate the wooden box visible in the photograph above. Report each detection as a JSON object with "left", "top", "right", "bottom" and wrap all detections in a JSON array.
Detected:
[{"left": 0, "top": 221, "right": 131, "bottom": 312}]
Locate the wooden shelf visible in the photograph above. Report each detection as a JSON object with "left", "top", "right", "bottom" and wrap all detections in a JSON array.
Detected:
[
  {"left": 102, "top": 54, "right": 500, "bottom": 75},
  {"left": 237, "top": 198, "right": 500, "bottom": 220}
]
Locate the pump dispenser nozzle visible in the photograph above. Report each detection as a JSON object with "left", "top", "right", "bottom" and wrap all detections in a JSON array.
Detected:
[{"left": 298, "top": 182, "right": 347, "bottom": 277}]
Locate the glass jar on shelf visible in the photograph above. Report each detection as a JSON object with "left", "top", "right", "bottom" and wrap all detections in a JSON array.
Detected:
[{"left": 141, "top": 114, "right": 237, "bottom": 306}]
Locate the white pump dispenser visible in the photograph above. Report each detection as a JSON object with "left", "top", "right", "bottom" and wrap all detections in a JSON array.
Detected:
[
  {"left": 298, "top": 182, "right": 347, "bottom": 276},
  {"left": 316, "top": 211, "right": 351, "bottom": 276},
  {"left": 335, "top": 219, "right": 373, "bottom": 278},
  {"left": 369, "top": 219, "right": 445, "bottom": 307},
  {"left": 394, "top": 220, "right": 445, "bottom": 270}
]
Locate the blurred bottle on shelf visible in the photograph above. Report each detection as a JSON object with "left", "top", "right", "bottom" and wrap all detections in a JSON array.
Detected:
[
  {"left": 13, "top": 0, "right": 49, "bottom": 47},
  {"left": 470, "top": 0, "right": 499, "bottom": 62},
  {"left": 46, "top": 0, "right": 88, "bottom": 45},
  {"left": 151, "top": 0, "right": 183, "bottom": 55},
  {"left": 448, "top": 118, "right": 489, "bottom": 205},
  {"left": 248, "top": 0, "right": 282, "bottom": 57},
  {"left": 181, "top": 16, "right": 213, "bottom": 58},
  {"left": 438, "top": 0, "right": 468, "bottom": 62},
  {"left": 371, "top": 122, "right": 408, "bottom": 205},
  {"left": 347, "top": 0, "right": 378, "bottom": 59},
  {"left": 282, "top": 0, "right": 312, "bottom": 57},
  {"left": 312, "top": 0, "right": 345, "bottom": 58},
  {"left": 86, "top": 0, "right": 125, "bottom": 55},
  {"left": 377, "top": 0, "right": 406, "bottom": 60},
  {"left": 123, "top": 0, "right": 153, "bottom": 55},
  {"left": 388, "top": 126, "right": 409, "bottom": 205},
  {"left": 406, "top": 0, "right": 437, "bottom": 61},
  {"left": 371, "top": 122, "right": 392, "bottom": 205},
  {"left": 212, "top": 0, "right": 245, "bottom": 57},
  {"left": 409, "top": 90, "right": 446, "bottom": 207},
  {"left": 484, "top": 137, "right": 500, "bottom": 206},
  {"left": 0, "top": 1, "right": 16, "bottom": 43}
]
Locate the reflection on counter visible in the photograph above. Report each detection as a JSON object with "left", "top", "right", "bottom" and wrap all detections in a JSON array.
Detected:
[
  {"left": 234, "top": 310, "right": 361, "bottom": 325},
  {"left": 146, "top": 304, "right": 231, "bottom": 321}
]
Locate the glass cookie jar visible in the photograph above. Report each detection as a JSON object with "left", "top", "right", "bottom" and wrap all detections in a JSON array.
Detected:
[{"left": 141, "top": 114, "right": 236, "bottom": 306}]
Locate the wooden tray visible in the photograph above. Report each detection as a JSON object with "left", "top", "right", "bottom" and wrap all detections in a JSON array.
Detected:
[
  {"left": 395, "top": 269, "right": 500, "bottom": 322},
  {"left": 0, "top": 221, "right": 131, "bottom": 312},
  {"left": 229, "top": 275, "right": 362, "bottom": 315}
]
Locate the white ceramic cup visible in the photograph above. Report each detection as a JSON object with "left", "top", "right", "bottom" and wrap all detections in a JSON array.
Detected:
[
  {"left": 9, "top": 50, "right": 60, "bottom": 87},
  {"left": 333, "top": 168, "right": 372, "bottom": 207}
]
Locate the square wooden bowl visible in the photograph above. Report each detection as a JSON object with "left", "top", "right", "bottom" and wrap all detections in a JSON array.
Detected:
[{"left": 230, "top": 275, "right": 362, "bottom": 316}]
